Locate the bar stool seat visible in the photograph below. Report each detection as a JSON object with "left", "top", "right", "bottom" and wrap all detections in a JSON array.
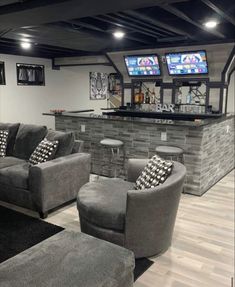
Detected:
[
  {"left": 156, "top": 145, "right": 184, "bottom": 164},
  {"left": 156, "top": 146, "right": 183, "bottom": 156},
  {"left": 100, "top": 138, "right": 124, "bottom": 177},
  {"left": 100, "top": 138, "right": 123, "bottom": 148}
]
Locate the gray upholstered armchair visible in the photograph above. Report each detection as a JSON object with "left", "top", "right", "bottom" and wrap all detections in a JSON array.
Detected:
[{"left": 77, "top": 159, "right": 186, "bottom": 258}]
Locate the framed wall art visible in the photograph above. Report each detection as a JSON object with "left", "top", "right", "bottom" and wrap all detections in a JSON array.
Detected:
[
  {"left": 16, "top": 63, "right": 45, "bottom": 86},
  {"left": 90, "top": 72, "right": 108, "bottom": 100}
]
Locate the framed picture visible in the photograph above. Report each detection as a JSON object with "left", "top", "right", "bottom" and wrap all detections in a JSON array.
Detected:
[
  {"left": 16, "top": 63, "right": 45, "bottom": 86},
  {"left": 0, "top": 61, "right": 6, "bottom": 85},
  {"left": 90, "top": 72, "right": 108, "bottom": 100}
]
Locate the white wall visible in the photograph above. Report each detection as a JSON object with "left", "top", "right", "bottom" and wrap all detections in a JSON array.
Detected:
[{"left": 0, "top": 54, "right": 114, "bottom": 128}]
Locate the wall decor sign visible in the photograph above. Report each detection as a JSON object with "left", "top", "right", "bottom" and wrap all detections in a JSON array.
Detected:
[
  {"left": 156, "top": 104, "right": 175, "bottom": 113},
  {"left": 90, "top": 72, "right": 108, "bottom": 100},
  {"left": 0, "top": 61, "right": 6, "bottom": 85},
  {"left": 16, "top": 63, "right": 45, "bottom": 86}
]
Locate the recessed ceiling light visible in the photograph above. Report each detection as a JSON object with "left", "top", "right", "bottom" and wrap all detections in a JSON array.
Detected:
[
  {"left": 20, "top": 42, "right": 32, "bottom": 49},
  {"left": 204, "top": 20, "right": 218, "bottom": 29},
  {"left": 21, "top": 38, "right": 30, "bottom": 42},
  {"left": 113, "top": 31, "right": 125, "bottom": 39}
]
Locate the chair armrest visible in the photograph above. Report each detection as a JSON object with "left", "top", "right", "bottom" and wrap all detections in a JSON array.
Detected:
[
  {"left": 29, "top": 153, "right": 91, "bottom": 213},
  {"left": 127, "top": 159, "right": 149, "bottom": 182},
  {"left": 125, "top": 162, "right": 186, "bottom": 258}
]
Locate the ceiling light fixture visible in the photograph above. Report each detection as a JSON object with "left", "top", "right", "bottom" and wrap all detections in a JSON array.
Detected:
[
  {"left": 204, "top": 20, "right": 218, "bottom": 29},
  {"left": 113, "top": 31, "right": 125, "bottom": 39},
  {"left": 20, "top": 42, "right": 32, "bottom": 49}
]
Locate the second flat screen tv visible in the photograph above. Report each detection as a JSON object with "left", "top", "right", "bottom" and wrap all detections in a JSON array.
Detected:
[
  {"left": 124, "top": 55, "right": 161, "bottom": 76},
  {"left": 166, "top": 50, "right": 208, "bottom": 76}
]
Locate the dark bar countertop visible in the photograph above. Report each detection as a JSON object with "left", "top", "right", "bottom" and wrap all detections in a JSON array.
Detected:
[{"left": 43, "top": 112, "right": 234, "bottom": 128}]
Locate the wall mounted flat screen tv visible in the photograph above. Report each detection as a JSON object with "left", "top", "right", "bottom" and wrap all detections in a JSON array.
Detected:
[
  {"left": 124, "top": 55, "right": 161, "bottom": 76},
  {"left": 165, "top": 50, "right": 208, "bottom": 76}
]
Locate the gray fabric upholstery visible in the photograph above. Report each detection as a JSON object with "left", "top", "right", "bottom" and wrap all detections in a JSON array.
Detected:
[
  {"left": 127, "top": 159, "right": 149, "bottom": 183},
  {"left": 78, "top": 179, "right": 134, "bottom": 231},
  {"left": 80, "top": 216, "right": 125, "bottom": 246},
  {"left": 0, "top": 163, "right": 29, "bottom": 189},
  {"left": 0, "top": 122, "right": 20, "bottom": 155},
  {"left": 0, "top": 156, "right": 26, "bottom": 169},
  {"left": 0, "top": 184, "right": 33, "bottom": 210},
  {"left": 46, "top": 130, "right": 75, "bottom": 158},
  {"left": 125, "top": 161, "right": 186, "bottom": 258},
  {"left": 77, "top": 160, "right": 186, "bottom": 258},
  {"left": 0, "top": 230, "right": 134, "bottom": 287},
  {"left": 0, "top": 123, "right": 91, "bottom": 217},
  {"left": 13, "top": 124, "right": 47, "bottom": 160},
  {"left": 29, "top": 153, "right": 91, "bottom": 213}
]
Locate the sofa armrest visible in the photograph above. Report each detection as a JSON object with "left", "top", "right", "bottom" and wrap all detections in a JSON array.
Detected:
[
  {"left": 29, "top": 153, "right": 91, "bottom": 213},
  {"left": 127, "top": 159, "right": 149, "bottom": 182}
]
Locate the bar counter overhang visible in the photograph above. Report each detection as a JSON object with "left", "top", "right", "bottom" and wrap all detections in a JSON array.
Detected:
[{"left": 44, "top": 112, "right": 234, "bottom": 196}]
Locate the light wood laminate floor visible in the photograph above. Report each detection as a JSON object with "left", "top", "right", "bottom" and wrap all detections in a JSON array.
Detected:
[
  {"left": 45, "top": 171, "right": 234, "bottom": 287},
  {"left": 1, "top": 171, "right": 234, "bottom": 287}
]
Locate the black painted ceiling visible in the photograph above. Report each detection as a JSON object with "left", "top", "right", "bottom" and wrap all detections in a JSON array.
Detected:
[{"left": 0, "top": 0, "right": 234, "bottom": 58}]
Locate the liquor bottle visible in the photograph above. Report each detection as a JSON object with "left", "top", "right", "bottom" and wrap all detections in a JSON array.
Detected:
[
  {"left": 177, "top": 88, "right": 182, "bottom": 104},
  {"left": 145, "top": 89, "right": 150, "bottom": 104},
  {"left": 151, "top": 88, "right": 156, "bottom": 104},
  {"left": 186, "top": 91, "right": 192, "bottom": 104}
]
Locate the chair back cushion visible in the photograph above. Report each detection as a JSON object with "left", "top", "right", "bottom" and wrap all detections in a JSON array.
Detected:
[
  {"left": 12, "top": 124, "right": 47, "bottom": 160},
  {"left": 46, "top": 130, "right": 75, "bottom": 158}
]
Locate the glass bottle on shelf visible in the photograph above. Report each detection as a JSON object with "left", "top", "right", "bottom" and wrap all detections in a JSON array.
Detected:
[
  {"left": 186, "top": 90, "right": 192, "bottom": 104},
  {"left": 176, "top": 87, "right": 182, "bottom": 104},
  {"left": 151, "top": 88, "right": 156, "bottom": 104},
  {"left": 145, "top": 88, "right": 150, "bottom": 104}
]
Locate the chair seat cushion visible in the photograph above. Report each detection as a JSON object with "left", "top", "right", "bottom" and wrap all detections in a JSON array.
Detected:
[
  {"left": 77, "top": 179, "right": 135, "bottom": 231},
  {"left": 0, "top": 156, "right": 27, "bottom": 169},
  {"left": 0, "top": 163, "right": 30, "bottom": 189}
]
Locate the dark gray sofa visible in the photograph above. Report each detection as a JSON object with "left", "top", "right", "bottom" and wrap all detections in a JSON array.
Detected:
[
  {"left": 0, "top": 122, "right": 91, "bottom": 218},
  {"left": 77, "top": 159, "right": 186, "bottom": 258}
]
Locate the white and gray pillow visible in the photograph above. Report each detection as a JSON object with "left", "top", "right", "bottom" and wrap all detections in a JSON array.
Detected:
[
  {"left": 29, "top": 138, "right": 58, "bottom": 165},
  {"left": 135, "top": 155, "right": 173, "bottom": 190},
  {"left": 0, "top": 130, "right": 9, "bottom": 158}
]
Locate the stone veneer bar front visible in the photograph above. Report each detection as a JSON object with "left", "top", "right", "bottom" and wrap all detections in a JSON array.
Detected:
[{"left": 45, "top": 113, "right": 234, "bottom": 196}]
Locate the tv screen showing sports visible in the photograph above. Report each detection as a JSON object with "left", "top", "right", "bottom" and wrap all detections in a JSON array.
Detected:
[
  {"left": 124, "top": 55, "right": 161, "bottom": 76},
  {"left": 165, "top": 50, "right": 208, "bottom": 76}
]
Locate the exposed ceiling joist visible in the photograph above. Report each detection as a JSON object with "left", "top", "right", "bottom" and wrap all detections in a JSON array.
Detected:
[
  {"left": 159, "top": 4, "right": 226, "bottom": 38},
  {"left": 201, "top": 0, "right": 235, "bottom": 26},
  {"left": 93, "top": 15, "right": 159, "bottom": 39},
  {"left": 124, "top": 10, "right": 193, "bottom": 38},
  {"left": 103, "top": 14, "right": 163, "bottom": 38},
  {"left": 68, "top": 19, "right": 151, "bottom": 44},
  {"left": 114, "top": 12, "right": 171, "bottom": 37},
  {"left": 0, "top": 0, "right": 178, "bottom": 29}
]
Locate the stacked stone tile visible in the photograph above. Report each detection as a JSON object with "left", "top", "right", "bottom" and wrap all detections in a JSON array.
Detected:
[{"left": 55, "top": 115, "right": 234, "bottom": 196}]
